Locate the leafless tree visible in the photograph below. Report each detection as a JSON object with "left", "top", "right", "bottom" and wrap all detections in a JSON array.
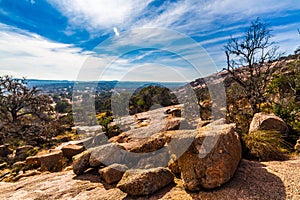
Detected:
[
  {"left": 224, "top": 18, "right": 283, "bottom": 114},
  {"left": 0, "top": 75, "right": 55, "bottom": 143}
]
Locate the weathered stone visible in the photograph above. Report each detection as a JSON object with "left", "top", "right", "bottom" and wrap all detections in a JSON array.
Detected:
[
  {"left": 135, "top": 150, "right": 170, "bottom": 169},
  {"left": 249, "top": 113, "right": 288, "bottom": 134},
  {"left": 26, "top": 156, "right": 41, "bottom": 169},
  {"left": 61, "top": 144, "right": 85, "bottom": 159},
  {"left": 295, "top": 139, "right": 300, "bottom": 152},
  {"left": 0, "top": 144, "right": 12, "bottom": 157},
  {"left": 39, "top": 150, "right": 63, "bottom": 172},
  {"left": 91, "top": 132, "right": 108, "bottom": 147},
  {"left": 109, "top": 132, "right": 130, "bottom": 143},
  {"left": 175, "top": 124, "right": 242, "bottom": 190},
  {"left": 117, "top": 167, "right": 174, "bottom": 196},
  {"left": 89, "top": 143, "right": 126, "bottom": 167},
  {"left": 72, "top": 150, "right": 91, "bottom": 175},
  {"left": 14, "top": 145, "right": 34, "bottom": 162},
  {"left": 162, "top": 117, "right": 188, "bottom": 131},
  {"left": 122, "top": 134, "right": 167, "bottom": 153},
  {"left": 99, "top": 163, "right": 128, "bottom": 184}
]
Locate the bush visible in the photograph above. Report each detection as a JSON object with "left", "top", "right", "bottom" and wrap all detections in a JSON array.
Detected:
[
  {"left": 266, "top": 59, "right": 300, "bottom": 143},
  {"left": 243, "top": 130, "right": 290, "bottom": 161},
  {"left": 55, "top": 99, "right": 72, "bottom": 113},
  {"left": 98, "top": 111, "right": 121, "bottom": 138},
  {"left": 129, "top": 85, "right": 178, "bottom": 114}
]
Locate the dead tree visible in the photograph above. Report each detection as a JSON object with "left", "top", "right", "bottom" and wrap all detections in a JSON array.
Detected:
[{"left": 224, "top": 18, "right": 283, "bottom": 114}]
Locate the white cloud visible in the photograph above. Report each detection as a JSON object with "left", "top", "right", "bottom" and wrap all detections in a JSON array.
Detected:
[
  {"left": 138, "top": 0, "right": 300, "bottom": 33},
  {"left": 113, "top": 27, "right": 120, "bottom": 37},
  {"left": 0, "top": 23, "right": 90, "bottom": 80},
  {"left": 47, "top": 0, "right": 153, "bottom": 32}
]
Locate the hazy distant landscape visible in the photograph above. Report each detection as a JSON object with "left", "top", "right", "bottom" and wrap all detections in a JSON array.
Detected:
[{"left": 27, "top": 79, "right": 186, "bottom": 92}]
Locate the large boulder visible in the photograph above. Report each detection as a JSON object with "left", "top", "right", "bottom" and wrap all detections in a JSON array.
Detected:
[
  {"left": 72, "top": 150, "right": 91, "bottom": 175},
  {"left": 249, "top": 113, "right": 288, "bottom": 134},
  {"left": 117, "top": 167, "right": 174, "bottom": 196},
  {"left": 39, "top": 150, "right": 63, "bottom": 172},
  {"left": 99, "top": 163, "right": 128, "bottom": 184},
  {"left": 173, "top": 123, "right": 241, "bottom": 191},
  {"left": 61, "top": 144, "right": 85, "bottom": 159}
]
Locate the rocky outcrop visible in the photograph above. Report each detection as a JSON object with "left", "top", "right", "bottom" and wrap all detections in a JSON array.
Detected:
[
  {"left": 173, "top": 123, "right": 242, "bottom": 191},
  {"left": 61, "top": 144, "right": 85, "bottom": 159},
  {"left": 249, "top": 113, "right": 288, "bottom": 134},
  {"left": 99, "top": 164, "right": 128, "bottom": 184},
  {"left": 117, "top": 167, "right": 174, "bottom": 196},
  {"left": 39, "top": 150, "right": 63, "bottom": 172},
  {"left": 1, "top": 158, "right": 300, "bottom": 199},
  {"left": 72, "top": 150, "right": 91, "bottom": 175}
]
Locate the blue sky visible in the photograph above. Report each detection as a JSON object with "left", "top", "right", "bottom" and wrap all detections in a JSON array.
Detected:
[{"left": 0, "top": 0, "right": 299, "bottom": 81}]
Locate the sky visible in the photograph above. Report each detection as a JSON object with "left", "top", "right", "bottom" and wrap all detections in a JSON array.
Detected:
[{"left": 0, "top": 0, "right": 299, "bottom": 82}]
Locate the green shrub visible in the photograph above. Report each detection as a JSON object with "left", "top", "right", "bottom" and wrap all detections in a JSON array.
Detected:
[
  {"left": 98, "top": 111, "right": 121, "bottom": 138},
  {"left": 129, "top": 85, "right": 178, "bottom": 114},
  {"left": 26, "top": 147, "right": 39, "bottom": 157},
  {"left": 243, "top": 130, "right": 290, "bottom": 161}
]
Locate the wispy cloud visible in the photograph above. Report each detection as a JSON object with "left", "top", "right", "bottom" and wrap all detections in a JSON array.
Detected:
[
  {"left": 47, "top": 0, "right": 154, "bottom": 32},
  {"left": 1, "top": 0, "right": 300, "bottom": 81},
  {"left": 0, "top": 23, "right": 90, "bottom": 80}
]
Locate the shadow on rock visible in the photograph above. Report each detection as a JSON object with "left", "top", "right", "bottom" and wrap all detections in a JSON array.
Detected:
[
  {"left": 73, "top": 169, "right": 117, "bottom": 190},
  {"left": 187, "top": 159, "right": 286, "bottom": 200}
]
